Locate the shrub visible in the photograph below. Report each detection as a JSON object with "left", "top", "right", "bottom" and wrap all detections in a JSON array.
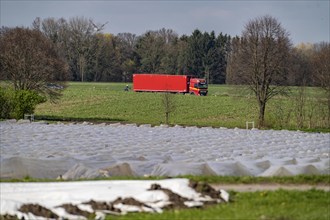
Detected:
[
  {"left": 0, "top": 87, "right": 14, "bottom": 119},
  {"left": 0, "top": 87, "right": 46, "bottom": 120}
]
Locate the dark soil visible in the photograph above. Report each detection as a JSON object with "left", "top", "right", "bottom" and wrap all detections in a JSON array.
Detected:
[
  {"left": 57, "top": 203, "right": 95, "bottom": 219},
  {"left": 189, "top": 180, "right": 223, "bottom": 200},
  {"left": 112, "top": 197, "right": 149, "bottom": 207},
  {"left": 149, "top": 183, "right": 191, "bottom": 209},
  {"left": 83, "top": 199, "right": 120, "bottom": 213},
  {"left": 0, "top": 214, "right": 19, "bottom": 220},
  {"left": 18, "top": 203, "right": 59, "bottom": 219}
]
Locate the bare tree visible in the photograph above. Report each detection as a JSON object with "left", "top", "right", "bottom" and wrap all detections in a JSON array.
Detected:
[
  {"left": 289, "top": 47, "right": 310, "bottom": 128},
  {"left": 227, "top": 15, "right": 291, "bottom": 127},
  {"left": 117, "top": 32, "right": 138, "bottom": 49},
  {"left": 0, "top": 27, "right": 68, "bottom": 100},
  {"left": 312, "top": 42, "right": 330, "bottom": 125},
  {"left": 162, "top": 92, "right": 176, "bottom": 125},
  {"left": 117, "top": 33, "right": 138, "bottom": 81},
  {"left": 66, "top": 16, "right": 107, "bottom": 82},
  {"left": 157, "top": 28, "right": 178, "bottom": 44},
  {"left": 32, "top": 17, "right": 41, "bottom": 30}
]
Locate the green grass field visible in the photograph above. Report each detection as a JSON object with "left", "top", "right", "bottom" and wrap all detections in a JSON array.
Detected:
[
  {"left": 3, "top": 174, "right": 329, "bottom": 185},
  {"left": 35, "top": 82, "right": 329, "bottom": 131}
]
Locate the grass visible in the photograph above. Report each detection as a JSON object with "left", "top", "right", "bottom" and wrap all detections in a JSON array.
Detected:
[
  {"left": 181, "top": 174, "right": 330, "bottom": 185},
  {"left": 2, "top": 174, "right": 329, "bottom": 185},
  {"left": 108, "top": 189, "right": 329, "bottom": 220},
  {"left": 34, "top": 82, "right": 329, "bottom": 131},
  {"left": 34, "top": 82, "right": 256, "bottom": 127}
]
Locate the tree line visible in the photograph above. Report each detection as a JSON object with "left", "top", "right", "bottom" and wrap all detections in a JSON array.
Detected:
[
  {"left": 1, "top": 16, "right": 328, "bottom": 86},
  {"left": 1, "top": 16, "right": 231, "bottom": 84}
]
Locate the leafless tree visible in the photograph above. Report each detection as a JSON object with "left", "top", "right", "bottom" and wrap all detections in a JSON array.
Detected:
[
  {"left": 41, "top": 17, "right": 60, "bottom": 43},
  {"left": 162, "top": 92, "right": 176, "bottom": 125},
  {"left": 227, "top": 15, "right": 291, "bottom": 127},
  {"left": 0, "top": 27, "right": 68, "bottom": 100},
  {"left": 32, "top": 17, "right": 41, "bottom": 30},
  {"left": 288, "top": 45, "right": 313, "bottom": 86},
  {"left": 36, "top": 17, "right": 110, "bottom": 82},
  {"left": 65, "top": 16, "right": 108, "bottom": 82},
  {"left": 117, "top": 33, "right": 138, "bottom": 81},
  {"left": 312, "top": 42, "right": 330, "bottom": 125},
  {"left": 117, "top": 32, "right": 138, "bottom": 49},
  {"left": 157, "top": 28, "right": 178, "bottom": 44}
]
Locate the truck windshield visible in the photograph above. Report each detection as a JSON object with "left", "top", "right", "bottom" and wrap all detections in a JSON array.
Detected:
[{"left": 196, "top": 83, "right": 208, "bottom": 89}]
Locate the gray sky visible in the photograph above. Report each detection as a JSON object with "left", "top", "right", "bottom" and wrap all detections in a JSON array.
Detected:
[{"left": 1, "top": 0, "right": 329, "bottom": 45}]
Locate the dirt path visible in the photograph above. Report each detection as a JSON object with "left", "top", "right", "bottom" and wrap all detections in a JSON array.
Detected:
[{"left": 211, "top": 183, "right": 330, "bottom": 192}]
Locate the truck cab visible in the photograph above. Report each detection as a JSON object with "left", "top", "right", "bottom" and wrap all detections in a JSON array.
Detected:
[{"left": 189, "top": 78, "right": 208, "bottom": 96}]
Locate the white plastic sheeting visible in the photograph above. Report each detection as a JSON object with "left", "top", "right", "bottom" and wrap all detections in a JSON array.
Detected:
[
  {"left": 0, "top": 178, "right": 229, "bottom": 219},
  {"left": 0, "top": 121, "right": 329, "bottom": 179}
]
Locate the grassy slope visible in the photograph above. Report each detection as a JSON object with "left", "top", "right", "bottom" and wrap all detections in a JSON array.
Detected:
[
  {"left": 35, "top": 82, "right": 328, "bottom": 131},
  {"left": 35, "top": 82, "right": 255, "bottom": 127}
]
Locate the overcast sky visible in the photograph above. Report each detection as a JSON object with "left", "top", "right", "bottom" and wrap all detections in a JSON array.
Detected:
[{"left": 1, "top": 0, "right": 329, "bottom": 45}]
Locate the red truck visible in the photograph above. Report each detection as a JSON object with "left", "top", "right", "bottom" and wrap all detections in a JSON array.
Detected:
[{"left": 133, "top": 74, "right": 208, "bottom": 96}]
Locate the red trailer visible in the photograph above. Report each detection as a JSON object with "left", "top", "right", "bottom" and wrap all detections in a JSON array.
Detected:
[{"left": 133, "top": 74, "right": 208, "bottom": 96}]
